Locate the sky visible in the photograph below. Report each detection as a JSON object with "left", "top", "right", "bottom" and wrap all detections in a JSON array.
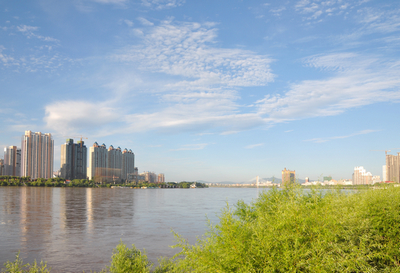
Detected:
[{"left": 1, "top": 0, "right": 400, "bottom": 182}]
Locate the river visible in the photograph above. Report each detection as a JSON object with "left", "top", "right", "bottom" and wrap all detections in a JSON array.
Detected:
[{"left": 0, "top": 187, "right": 267, "bottom": 272}]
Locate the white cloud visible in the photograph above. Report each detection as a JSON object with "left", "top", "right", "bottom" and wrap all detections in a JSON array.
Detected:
[
  {"left": 113, "top": 20, "right": 274, "bottom": 88},
  {"left": 256, "top": 53, "right": 400, "bottom": 122},
  {"left": 44, "top": 100, "right": 121, "bottom": 136},
  {"left": 358, "top": 8, "right": 400, "bottom": 34},
  {"left": 245, "top": 143, "right": 264, "bottom": 149},
  {"left": 137, "top": 17, "right": 154, "bottom": 26},
  {"left": 305, "top": 129, "right": 378, "bottom": 143},
  {"left": 141, "top": 0, "right": 185, "bottom": 9},
  {"left": 295, "top": 0, "right": 368, "bottom": 21},
  {"left": 170, "top": 143, "right": 208, "bottom": 151},
  {"left": 270, "top": 7, "right": 286, "bottom": 16},
  {"left": 17, "top": 25, "right": 59, "bottom": 43},
  {"left": 89, "top": 0, "right": 127, "bottom": 4},
  {"left": 123, "top": 19, "right": 134, "bottom": 27}
]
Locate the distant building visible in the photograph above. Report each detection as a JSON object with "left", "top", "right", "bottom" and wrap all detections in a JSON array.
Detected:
[
  {"left": 21, "top": 131, "right": 54, "bottom": 179},
  {"left": 372, "top": 175, "right": 381, "bottom": 184},
  {"left": 141, "top": 171, "right": 157, "bottom": 183},
  {"left": 382, "top": 165, "right": 387, "bottom": 181},
  {"left": 0, "top": 159, "right": 4, "bottom": 175},
  {"left": 282, "top": 168, "right": 295, "bottom": 186},
  {"left": 305, "top": 177, "right": 309, "bottom": 183},
  {"left": 352, "top": 166, "right": 373, "bottom": 185},
  {"left": 338, "top": 179, "right": 353, "bottom": 185},
  {"left": 386, "top": 153, "right": 400, "bottom": 183},
  {"left": 323, "top": 176, "right": 332, "bottom": 182},
  {"left": 157, "top": 173, "right": 165, "bottom": 183},
  {"left": 88, "top": 142, "right": 135, "bottom": 183},
  {"left": 107, "top": 145, "right": 122, "bottom": 182},
  {"left": 4, "top": 146, "right": 21, "bottom": 177},
  {"left": 122, "top": 148, "right": 135, "bottom": 181},
  {"left": 88, "top": 142, "right": 107, "bottom": 182},
  {"left": 60, "top": 139, "right": 87, "bottom": 180}
]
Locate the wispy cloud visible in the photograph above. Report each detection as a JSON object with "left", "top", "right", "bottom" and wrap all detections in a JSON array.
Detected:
[
  {"left": 123, "top": 19, "right": 134, "bottom": 27},
  {"left": 304, "top": 129, "right": 378, "bottom": 143},
  {"left": 270, "top": 6, "right": 286, "bottom": 16},
  {"left": 245, "top": 143, "right": 264, "bottom": 149},
  {"left": 88, "top": 0, "right": 128, "bottom": 5},
  {"left": 137, "top": 17, "right": 154, "bottom": 26},
  {"left": 295, "top": 0, "right": 368, "bottom": 21},
  {"left": 17, "top": 25, "right": 59, "bottom": 43},
  {"left": 170, "top": 143, "right": 208, "bottom": 151},
  {"left": 44, "top": 100, "right": 121, "bottom": 136},
  {"left": 256, "top": 53, "right": 400, "bottom": 122},
  {"left": 112, "top": 20, "right": 274, "bottom": 88},
  {"left": 141, "top": 0, "right": 185, "bottom": 9}
]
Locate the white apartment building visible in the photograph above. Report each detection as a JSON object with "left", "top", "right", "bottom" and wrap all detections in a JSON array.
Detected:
[
  {"left": 21, "top": 131, "right": 54, "bottom": 179},
  {"left": 4, "top": 146, "right": 21, "bottom": 177},
  {"left": 352, "top": 166, "right": 373, "bottom": 185}
]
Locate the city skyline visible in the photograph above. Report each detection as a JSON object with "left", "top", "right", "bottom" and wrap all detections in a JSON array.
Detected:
[{"left": 1, "top": 1, "right": 400, "bottom": 182}]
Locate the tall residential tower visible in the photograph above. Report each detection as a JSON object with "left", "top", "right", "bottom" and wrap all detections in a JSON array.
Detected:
[
  {"left": 3, "top": 146, "right": 21, "bottom": 176},
  {"left": 21, "top": 131, "right": 54, "bottom": 179},
  {"left": 60, "top": 139, "right": 87, "bottom": 180},
  {"left": 282, "top": 168, "right": 295, "bottom": 186}
]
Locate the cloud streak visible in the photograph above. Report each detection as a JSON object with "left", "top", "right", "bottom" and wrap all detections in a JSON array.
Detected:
[
  {"left": 304, "top": 129, "right": 378, "bottom": 143},
  {"left": 256, "top": 53, "right": 400, "bottom": 122},
  {"left": 170, "top": 143, "right": 209, "bottom": 151},
  {"left": 245, "top": 143, "right": 264, "bottom": 149}
]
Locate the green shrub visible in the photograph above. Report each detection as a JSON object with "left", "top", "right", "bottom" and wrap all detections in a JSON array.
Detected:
[
  {"left": 101, "top": 242, "right": 152, "bottom": 273},
  {"left": 4, "top": 187, "right": 400, "bottom": 272},
  {"left": 169, "top": 186, "right": 400, "bottom": 272},
  {"left": 2, "top": 252, "right": 50, "bottom": 273}
]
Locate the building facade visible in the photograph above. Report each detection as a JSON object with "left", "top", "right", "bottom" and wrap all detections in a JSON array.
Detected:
[
  {"left": 60, "top": 139, "right": 87, "bottom": 180},
  {"left": 141, "top": 171, "right": 157, "bottom": 183},
  {"left": 122, "top": 149, "right": 135, "bottom": 181},
  {"left": 88, "top": 142, "right": 135, "bottom": 183},
  {"left": 352, "top": 166, "right": 373, "bottom": 185},
  {"left": 386, "top": 153, "right": 400, "bottom": 183},
  {"left": 107, "top": 145, "right": 122, "bottom": 182},
  {"left": 21, "top": 131, "right": 54, "bottom": 179},
  {"left": 157, "top": 173, "right": 165, "bottom": 183},
  {"left": 4, "top": 146, "right": 21, "bottom": 177},
  {"left": 88, "top": 142, "right": 107, "bottom": 182},
  {"left": 282, "top": 168, "right": 295, "bottom": 186}
]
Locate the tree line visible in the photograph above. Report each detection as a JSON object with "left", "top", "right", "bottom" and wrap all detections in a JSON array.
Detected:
[{"left": 0, "top": 176, "right": 207, "bottom": 189}]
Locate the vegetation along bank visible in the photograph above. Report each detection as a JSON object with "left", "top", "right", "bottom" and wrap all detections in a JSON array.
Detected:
[{"left": 3, "top": 185, "right": 400, "bottom": 272}]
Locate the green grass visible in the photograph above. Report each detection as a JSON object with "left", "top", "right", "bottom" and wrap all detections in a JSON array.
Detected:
[{"left": 3, "top": 186, "right": 400, "bottom": 272}]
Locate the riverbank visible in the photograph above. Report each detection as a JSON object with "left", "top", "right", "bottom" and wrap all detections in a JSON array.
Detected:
[
  {"left": 0, "top": 176, "right": 207, "bottom": 189},
  {"left": 2, "top": 185, "right": 400, "bottom": 272}
]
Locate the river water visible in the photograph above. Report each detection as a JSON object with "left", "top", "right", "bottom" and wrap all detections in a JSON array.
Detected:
[{"left": 0, "top": 187, "right": 267, "bottom": 272}]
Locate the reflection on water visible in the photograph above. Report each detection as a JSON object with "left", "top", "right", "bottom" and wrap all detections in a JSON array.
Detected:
[{"left": 0, "top": 187, "right": 262, "bottom": 272}]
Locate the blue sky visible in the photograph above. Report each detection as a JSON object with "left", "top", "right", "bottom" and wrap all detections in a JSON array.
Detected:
[{"left": 1, "top": 0, "right": 399, "bottom": 182}]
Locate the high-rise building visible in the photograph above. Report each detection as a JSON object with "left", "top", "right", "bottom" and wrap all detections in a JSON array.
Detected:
[
  {"left": 21, "top": 131, "right": 54, "bottom": 179},
  {"left": 352, "top": 166, "right": 373, "bottom": 185},
  {"left": 0, "top": 159, "right": 4, "bottom": 176},
  {"left": 386, "top": 153, "right": 400, "bottom": 183},
  {"left": 122, "top": 148, "right": 135, "bottom": 181},
  {"left": 157, "top": 173, "right": 165, "bottom": 183},
  {"left": 383, "top": 165, "right": 387, "bottom": 182},
  {"left": 60, "top": 139, "right": 87, "bottom": 180},
  {"left": 88, "top": 142, "right": 107, "bottom": 181},
  {"left": 88, "top": 142, "right": 135, "bottom": 183},
  {"left": 107, "top": 145, "right": 122, "bottom": 181},
  {"left": 141, "top": 171, "right": 157, "bottom": 183},
  {"left": 4, "top": 146, "right": 21, "bottom": 176},
  {"left": 282, "top": 168, "right": 295, "bottom": 186}
]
